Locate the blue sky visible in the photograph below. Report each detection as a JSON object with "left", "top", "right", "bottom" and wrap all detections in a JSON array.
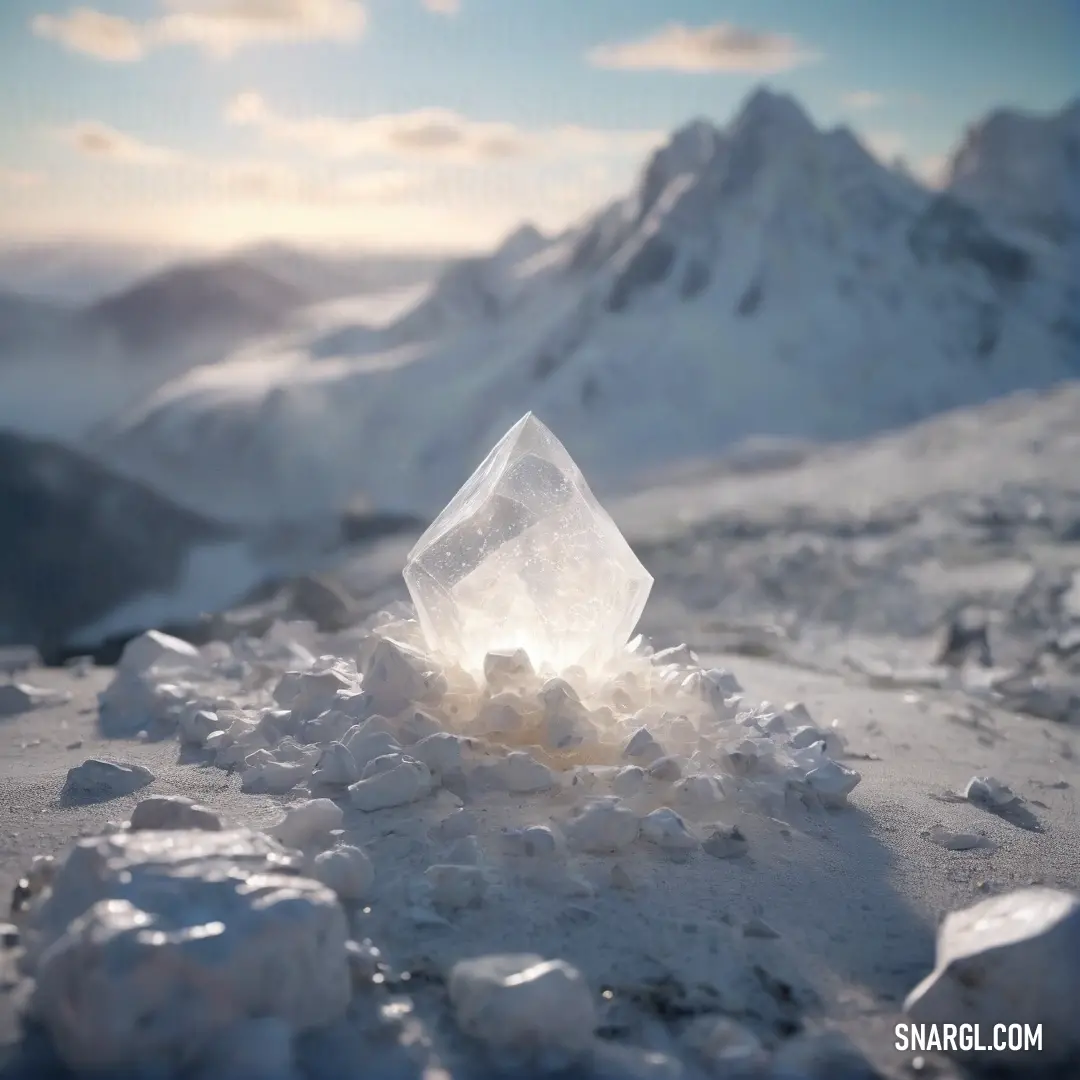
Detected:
[{"left": 1, "top": 0, "right": 1077, "bottom": 250}]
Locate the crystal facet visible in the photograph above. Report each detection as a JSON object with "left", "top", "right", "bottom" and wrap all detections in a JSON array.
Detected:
[{"left": 403, "top": 413, "right": 653, "bottom": 676}]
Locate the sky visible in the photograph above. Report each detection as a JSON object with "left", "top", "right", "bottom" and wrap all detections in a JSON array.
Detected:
[{"left": 0, "top": 0, "right": 1077, "bottom": 252}]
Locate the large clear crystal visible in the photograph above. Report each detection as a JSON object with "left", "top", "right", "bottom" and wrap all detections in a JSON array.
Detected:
[{"left": 403, "top": 413, "right": 653, "bottom": 676}]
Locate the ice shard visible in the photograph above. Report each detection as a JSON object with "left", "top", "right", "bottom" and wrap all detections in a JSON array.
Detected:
[{"left": 403, "top": 414, "right": 653, "bottom": 675}]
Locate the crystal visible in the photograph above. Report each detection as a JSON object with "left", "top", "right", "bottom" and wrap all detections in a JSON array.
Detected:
[{"left": 403, "top": 413, "right": 653, "bottom": 676}]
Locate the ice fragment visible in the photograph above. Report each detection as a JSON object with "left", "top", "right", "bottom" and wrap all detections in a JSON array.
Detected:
[{"left": 403, "top": 414, "right": 652, "bottom": 675}]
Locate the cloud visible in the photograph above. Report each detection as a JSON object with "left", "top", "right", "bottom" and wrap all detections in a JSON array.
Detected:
[
  {"left": 587, "top": 21, "right": 817, "bottom": 74},
  {"left": 32, "top": 0, "right": 366, "bottom": 62},
  {"left": 54, "top": 117, "right": 421, "bottom": 205},
  {"left": 0, "top": 166, "right": 45, "bottom": 189},
  {"left": 60, "top": 122, "right": 183, "bottom": 165},
  {"left": 225, "top": 92, "right": 663, "bottom": 163},
  {"left": 422, "top": 0, "right": 459, "bottom": 13},
  {"left": 32, "top": 7, "right": 147, "bottom": 60},
  {"left": 842, "top": 90, "right": 884, "bottom": 111}
]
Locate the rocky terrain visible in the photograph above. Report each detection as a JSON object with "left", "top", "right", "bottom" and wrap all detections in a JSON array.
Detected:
[{"left": 0, "top": 406, "right": 1078, "bottom": 1078}]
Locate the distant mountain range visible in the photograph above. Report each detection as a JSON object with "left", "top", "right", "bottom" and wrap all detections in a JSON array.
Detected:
[
  {"left": 79, "top": 87, "right": 1079, "bottom": 524},
  {"left": 0, "top": 243, "right": 446, "bottom": 443}
]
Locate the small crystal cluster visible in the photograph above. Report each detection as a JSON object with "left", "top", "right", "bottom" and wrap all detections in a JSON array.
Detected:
[{"left": 99, "top": 618, "right": 860, "bottom": 829}]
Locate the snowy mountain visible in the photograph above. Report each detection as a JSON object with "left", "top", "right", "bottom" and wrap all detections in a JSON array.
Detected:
[
  {"left": 0, "top": 244, "right": 445, "bottom": 441},
  {"left": 83, "top": 257, "right": 307, "bottom": 356},
  {"left": 945, "top": 98, "right": 1080, "bottom": 245},
  {"left": 88, "top": 88, "right": 1080, "bottom": 526}
]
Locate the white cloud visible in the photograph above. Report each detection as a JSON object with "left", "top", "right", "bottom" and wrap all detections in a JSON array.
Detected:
[
  {"left": 56, "top": 117, "right": 422, "bottom": 205},
  {"left": 32, "top": 7, "right": 146, "bottom": 60},
  {"left": 422, "top": 0, "right": 459, "bottom": 14},
  {"left": 842, "top": 90, "right": 884, "bottom": 111},
  {"left": 32, "top": 0, "right": 366, "bottom": 62},
  {"left": 60, "top": 121, "right": 183, "bottom": 166},
  {"left": 225, "top": 92, "right": 663, "bottom": 163},
  {"left": 587, "top": 21, "right": 817, "bottom": 74},
  {"left": 0, "top": 166, "right": 45, "bottom": 189}
]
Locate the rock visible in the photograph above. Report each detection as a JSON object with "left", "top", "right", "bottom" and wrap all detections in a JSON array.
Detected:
[
  {"left": 491, "top": 751, "right": 555, "bottom": 794},
  {"left": 180, "top": 709, "right": 221, "bottom": 746},
  {"left": 612, "top": 765, "right": 647, "bottom": 797},
  {"left": 789, "top": 724, "right": 827, "bottom": 750},
  {"left": 502, "top": 825, "right": 560, "bottom": 857},
  {"left": 410, "top": 731, "right": 465, "bottom": 777},
  {"left": 702, "top": 824, "right": 749, "bottom": 859},
  {"left": 483, "top": 648, "right": 535, "bottom": 691},
  {"left": 270, "top": 799, "right": 344, "bottom": 850},
  {"left": 804, "top": 760, "right": 861, "bottom": 807},
  {"left": 117, "top": 630, "right": 202, "bottom": 676},
  {"left": 24, "top": 828, "right": 350, "bottom": 1074},
  {"left": 0, "top": 682, "right": 71, "bottom": 716},
  {"left": 672, "top": 775, "right": 727, "bottom": 817},
  {"left": 62, "top": 759, "right": 155, "bottom": 802},
  {"left": 622, "top": 727, "right": 664, "bottom": 765},
  {"left": 965, "top": 775, "right": 1016, "bottom": 807},
  {"left": 651, "top": 643, "right": 699, "bottom": 667},
  {"left": 926, "top": 825, "right": 992, "bottom": 851},
  {"left": 342, "top": 728, "right": 401, "bottom": 770},
  {"left": 241, "top": 760, "right": 309, "bottom": 796},
  {"left": 640, "top": 808, "right": 699, "bottom": 850},
  {"left": 129, "top": 795, "right": 222, "bottom": 832},
  {"left": 647, "top": 756, "right": 683, "bottom": 783},
  {"left": 348, "top": 757, "right": 432, "bottom": 811},
  {"left": 683, "top": 1015, "right": 767, "bottom": 1074},
  {"left": 312, "top": 845, "right": 374, "bottom": 901},
  {"left": 564, "top": 799, "right": 640, "bottom": 853},
  {"left": 360, "top": 636, "right": 439, "bottom": 714},
  {"left": 743, "top": 916, "right": 780, "bottom": 939},
  {"left": 311, "top": 741, "right": 359, "bottom": 786},
  {"left": 426, "top": 863, "right": 487, "bottom": 910},
  {"left": 448, "top": 953, "right": 597, "bottom": 1058},
  {"left": 396, "top": 706, "right": 445, "bottom": 745},
  {"left": 905, "top": 887, "right": 1080, "bottom": 1066}
]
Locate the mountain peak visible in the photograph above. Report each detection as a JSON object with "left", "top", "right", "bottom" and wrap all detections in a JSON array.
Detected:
[
  {"left": 495, "top": 224, "right": 548, "bottom": 263},
  {"left": 730, "top": 86, "right": 815, "bottom": 139}
]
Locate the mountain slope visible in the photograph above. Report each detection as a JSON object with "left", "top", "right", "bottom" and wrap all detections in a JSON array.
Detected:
[
  {"left": 89, "top": 88, "right": 1080, "bottom": 525},
  {"left": 0, "top": 430, "right": 234, "bottom": 653}
]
